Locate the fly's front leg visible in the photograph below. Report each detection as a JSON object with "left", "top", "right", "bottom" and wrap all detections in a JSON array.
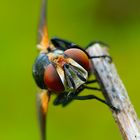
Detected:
[
  {"left": 89, "top": 55, "right": 112, "bottom": 63},
  {"left": 86, "top": 42, "right": 112, "bottom": 63}
]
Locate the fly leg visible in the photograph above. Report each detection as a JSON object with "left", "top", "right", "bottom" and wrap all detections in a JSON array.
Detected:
[
  {"left": 86, "top": 79, "right": 97, "bottom": 84},
  {"left": 74, "top": 84, "right": 119, "bottom": 112},
  {"left": 83, "top": 85, "right": 101, "bottom": 91},
  {"left": 86, "top": 42, "right": 112, "bottom": 62},
  {"left": 89, "top": 55, "right": 112, "bottom": 63},
  {"left": 73, "top": 95, "right": 119, "bottom": 112}
]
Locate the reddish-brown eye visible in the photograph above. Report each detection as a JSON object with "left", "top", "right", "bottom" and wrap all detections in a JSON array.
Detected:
[
  {"left": 64, "top": 48, "right": 90, "bottom": 71},
  {"left": 44, "top": 64, "right": 64, "bottom": 93}
]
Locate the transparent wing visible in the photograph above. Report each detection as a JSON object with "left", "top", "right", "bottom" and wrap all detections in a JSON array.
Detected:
[
  {"left": 38, "top": 0, "right": 49, "bottom": 50},
  {"left": 36, "top": 90, "right": 50, "bottom": 140}
]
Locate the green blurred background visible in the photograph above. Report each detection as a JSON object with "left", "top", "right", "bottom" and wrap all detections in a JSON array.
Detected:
[{"left": 0, "top": 0, "right": 140, "bottom": 139}]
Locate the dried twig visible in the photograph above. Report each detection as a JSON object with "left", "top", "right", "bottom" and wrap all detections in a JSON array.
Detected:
[{"left": 86, "top": 44, "right": 140, "bottom": 140}]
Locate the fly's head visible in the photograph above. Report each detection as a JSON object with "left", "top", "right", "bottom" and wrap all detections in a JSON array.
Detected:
[{"left": 33, "top": 47, "right": 90, "bottom": 94}]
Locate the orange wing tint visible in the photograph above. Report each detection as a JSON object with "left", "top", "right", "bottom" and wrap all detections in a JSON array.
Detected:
[
  {"left": 37, "top": 90, "right": 50, "bottom": 140},
  {"left": 40, "top": 25, "right": 49, "bottom": 48}
]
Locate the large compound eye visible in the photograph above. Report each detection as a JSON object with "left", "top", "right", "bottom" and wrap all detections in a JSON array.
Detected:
[
  {"left": 64, "top": 48, "right": 90, "bottom": 71},
  {"left": 44, "top": 64, "right": 65, "bottom": 93}
]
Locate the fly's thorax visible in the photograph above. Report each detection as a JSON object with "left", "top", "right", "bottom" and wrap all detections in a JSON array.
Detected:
[
  {"left": 47, "top": 50, "right": 68, "bottom": 68},
  {"left": 37, "top": 43, "right": 57, "bottom": 53},
  {"left": 47, "top": 50, "right": 64, "bottom": 61}
]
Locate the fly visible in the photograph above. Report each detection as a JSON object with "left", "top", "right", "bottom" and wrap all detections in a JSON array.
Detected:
[{"left": 32, "top": 0, "right": 117, "bottom": 140}]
